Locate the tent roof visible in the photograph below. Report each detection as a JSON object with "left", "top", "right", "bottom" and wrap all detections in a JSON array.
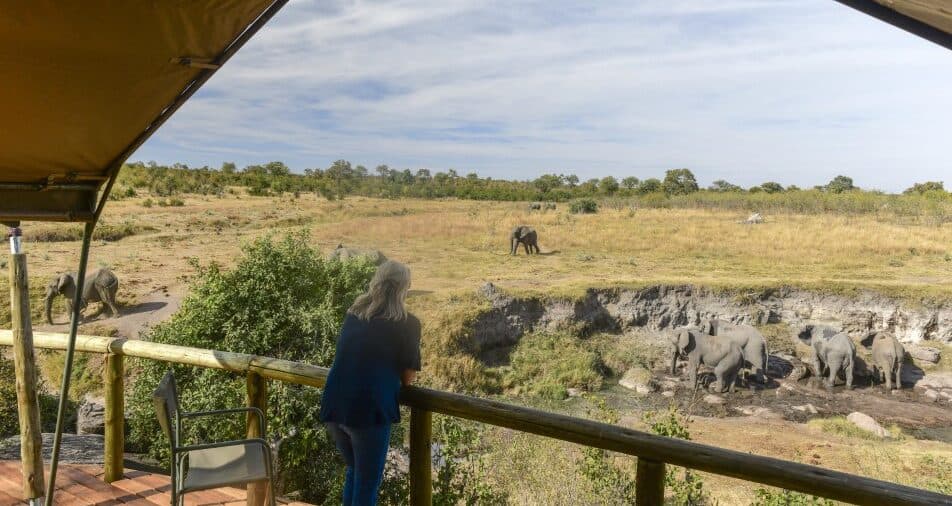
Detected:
[
  {"left": 0, "top": 1, "right": 286, "bottom": 223},
  {"left": 0, "top": 1, "right": 947, "bottom": 224}
]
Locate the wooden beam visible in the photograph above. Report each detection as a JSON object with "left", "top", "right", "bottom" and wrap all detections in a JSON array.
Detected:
[
  {"left": 103, "top": 354, "right": 124, "bottom": 483},
  {"left": 635, "top": 458, "right": 665, "bottom": 506},
  {"left": 8, "top": 253, "right": 45, "bottom": 500},
  {"left": 409, "top": 408, "right": 432, "bottom": 506},
  {"left": 246, "top": 372, "right": 267, "bottom": 506}
]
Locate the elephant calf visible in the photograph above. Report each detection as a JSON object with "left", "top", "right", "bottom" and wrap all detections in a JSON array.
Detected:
[
  {"left": 510, "top": 225, "right": 540, "bottom": 255},
  {"left": 866, "top": 331, "right": 904, "bottom": 390},
  {"left": 701, "top": 318, "right": 769, "bottom": 384},
  {"left": 796, "top": 324, "right": 856, "bottom": 389},
  {"left": 671, "top": 328, "right": 743, "bottom": 393},
  {"left": 45, "top": 268, "right": 120, "bottom": 324}
]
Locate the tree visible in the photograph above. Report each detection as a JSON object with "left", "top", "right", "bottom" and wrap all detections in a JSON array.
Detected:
[
  {"left": 220, "top": 162, "right": 236, "bottom": 175},
  {"left": 759, "top": 181, "right": 784, "bottom": 194},
  {"left": 825, "top": 175, "right": 855, "bottom": 194},
  {"left": 599, "top": 176, "right": 620, "bottom": 195},
  {"left": 621, "top": 176, "right": 640, "bottom": 190},
  {"left": 637, "top": 178, "right": 662, "bottom": 194},
  {"left": 662, "top": 168, "right": 699, "bottom": 195},
  {"left": 564, "top": 174, "right": 580, "bottom": 188},
  {"left": 325, "top": 159, "right": 355, "bottom": 199},
  {"left": 904, "top": 181, "right": 945, "bottom": 195},
  {"left": 533, "top": 174, "right": 564, "bottom": 194},
  {"left": 708, "top": 180, "right": 742, "bottom": 192},
  {"left": 415, "top": 168, "right": 432, "bottom": 181},
  {"left": 375, "top": 165, "right": 391, "bottom": 178}
]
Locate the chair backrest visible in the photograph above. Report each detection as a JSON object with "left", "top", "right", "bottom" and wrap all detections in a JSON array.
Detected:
[{"left": 153, "top": 370, "right": 180, "bottom": 444}]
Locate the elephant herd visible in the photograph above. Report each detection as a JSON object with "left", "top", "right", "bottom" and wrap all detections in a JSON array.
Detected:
[{"left": 669, "top": 318, "right": 906, "bottom": 394}]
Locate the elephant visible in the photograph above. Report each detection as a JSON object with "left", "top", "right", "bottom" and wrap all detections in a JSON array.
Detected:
[
  {"left": 527, "top": 202, "right": 542, "bottom": 210},
  {"left": 864, "top": 331, "right": 904, "bottom": 390},
  {"left": 796, "top": 324, "right": 855, "bottom": 389},
  {"left": 510, "top": 226, "right": 540, "bottom": 255},
  {"left": 45, "top": 268, "right": 120, "bottom": 324},
  {"left": 328, "top": 244, "right": 388, "bottom": 266},
  {"left": 701, "top": 318, "right": 769, "bottom": 384},
  {"left": 670, "top": 328, "right": 743, "bottom": 393},
  {"left": 543, "top": 202, "right": 557, "bottom": 210}
]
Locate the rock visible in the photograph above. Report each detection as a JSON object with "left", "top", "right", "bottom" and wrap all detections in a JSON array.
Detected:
[
  {"left": 661, "top": 390, "right": 675, "bottom": 398},
  {"left": 923, "top": 389, "right": 939, "bottom": 403},
  {"left": 77, "top": 398, "right": 105, "bottom": 435},
  {"left": 0, "top": 433, "right": 104, "bottom": 464},
  {"left": 776, "top": 382, "right": 797, "bottom": 398},
  {"left": 907, "top": 345, "right": 941, "bottom": 364},
  {"left": 846, "top": 412, "right": 889, "bottom": 438},
  {"left": 566, "top": 388, "right": 582, "bottom": 397},
  {"left": 619, "top": 367, "right": 657, "bottom": 394},
  {"left": 939, "top": 390, "right": 952, "bottom": 401},
  {"left": 793, "top": 403, "right": 819, "bottom": 414},
  {"left": 734, "top": 406, "right": 781, "bottom": 419},
  {"left": 703, "top": 394, "right": 725, "bottom": 405},
  {"left": 915, "top": 372, "right": 952, "bottom": 390}
]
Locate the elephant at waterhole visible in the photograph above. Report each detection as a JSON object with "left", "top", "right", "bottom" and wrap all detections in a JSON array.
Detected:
[
  {"left": 863, "top": 331, "right": 904, "bottom": 390},
  {"left": 701, "top": 318, "right": 770, "bottom": 384},
  {"left": 670, "top": 328, "right": 743, "bottom": 393},
  {"left": 796, "top": 324, "right": 856, "bottom": 389},
  {"left": 45, "top": 268, "right": 120, "bottom": 324},
  {"left": 510, "top": 226, "right": 540, "bottom": 255}
]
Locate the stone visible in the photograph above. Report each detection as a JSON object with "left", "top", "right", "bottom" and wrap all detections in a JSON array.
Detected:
[
  {"left": 566, "top": 388, "right": 582, "bottom": 397},
  {"left": 846, "top": 412, "right": 889, "bottom": 438},
  {"left": 734, "top": 406, "right": 781, "bottom": 419},
  {"left": 792, "top": 403, "right": 819, "bottom": 414},
  {"left": 907, "top": 345, "right": 941, "bottom": 364},
  {"left": 923, "top": 389, "right": 939, "bottom": 403},
  {"left": 619, "top": 367, "right": 657, "bottom": 394},
  {"left": 661, "top": 390, "right": 675, "bottom": 398},
  {"left": 915, "top": 372, "right": 952, "bottom": 390},
  {"left": 76, "top": 398, "right": 106, "bottom": 435},
  {"left": 703, "top": 394, "right": 725, "bottom": 405},
  {"left": 0, "top": 433, "right": 104, "bottom": 464}
]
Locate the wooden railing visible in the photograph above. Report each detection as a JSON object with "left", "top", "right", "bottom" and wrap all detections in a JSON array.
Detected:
[{"left": 1, "top": 330, "right": 949, "bottom": 506}]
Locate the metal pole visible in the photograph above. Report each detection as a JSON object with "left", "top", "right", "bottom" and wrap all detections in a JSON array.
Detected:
[{"left": 44, "top": 221, "right": 95, "bottom": 506}]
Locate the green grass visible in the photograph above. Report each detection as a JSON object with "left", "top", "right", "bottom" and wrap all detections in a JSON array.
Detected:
[
  {"left": 497, "top": 332, "right": 604, "bottom": 400},
  {"left": 807, "top": 416, "right": 905, "bottom": 440}
]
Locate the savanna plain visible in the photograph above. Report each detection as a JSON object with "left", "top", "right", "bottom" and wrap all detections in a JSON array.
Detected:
[{"left": 2, "top": 192, "right": 951, "bottom": 505}]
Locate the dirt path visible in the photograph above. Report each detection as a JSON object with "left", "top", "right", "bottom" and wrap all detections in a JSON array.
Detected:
[{"left": 37, "top": 285, "right": 184, "bottom": 340}]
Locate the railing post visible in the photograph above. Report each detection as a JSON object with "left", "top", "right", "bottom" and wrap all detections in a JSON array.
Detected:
[
  {"left": 409, "top": 408, "right": 432, "bottom": 506},
  {"left": 103, "top": 353, "right": 124, "bottom": 482},
  {"left": 8, "top": 235, "right": 46, "bottom": 502},
  {"left": 246, "top": 372, "right": 267, "bottom": 506},
  {"left": 635, "top": 458, "right": 665, "bottom": 506}
]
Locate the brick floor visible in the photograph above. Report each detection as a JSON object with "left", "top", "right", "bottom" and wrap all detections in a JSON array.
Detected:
[{"left": 0, "top": 461, "right": 312, "bottom": 506}]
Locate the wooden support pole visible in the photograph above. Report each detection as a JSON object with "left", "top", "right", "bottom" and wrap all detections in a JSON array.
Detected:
[
  {"left": 103, "top": 353, "right": 124, "bottom": 483},
  {"left": 409, "top": 408, "right": 432, "bottom": 506},
  {"left": 246, "top": 372, "right": 267, "bottom": 506},
  {"left": 9, "top": 252, "right": 46, "bottom": 501},
  {"left": 635, "top": 458, "right": 665, "bottom": 506}
]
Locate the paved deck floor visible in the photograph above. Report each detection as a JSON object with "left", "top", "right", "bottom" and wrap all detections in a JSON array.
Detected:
[{"left": 0, "top": 462, "right": 310, "bottom": 506}]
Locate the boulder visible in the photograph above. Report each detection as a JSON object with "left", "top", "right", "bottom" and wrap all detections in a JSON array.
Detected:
[
  {"left": 0, "top": 433, "right": 104, "bottom": 464},
  {"left": 792, "top": 403, "right": 819, "bottom": 414},
  {"left": 703, "top": 394, "right": 725, "bottom": 405},
  {"left": 907, "top": 345, "right": 941, "bottom": 364},
  {"left": 923, "top": 389, "right": 939, "bottom": 403},
  {"left": 846, "top": 412, "right": 889, "bottom": 438},
  {"left": 915, "top": 372, "right": 952, "bottom": 390},
  {"left": 734, "top": 406, "right": 781, "bottom": 419},
  {"left": 619, "top": 367, "right": 657, "bottom": 394},
  {"left": 566, "top": 388, "right": 582, "bottom": 398},
  {"left": 661, "top": 391, "right": 675, "bottom": 398},
  {"left": 77, "top": 398, "right": 105, "bottom": 435}
]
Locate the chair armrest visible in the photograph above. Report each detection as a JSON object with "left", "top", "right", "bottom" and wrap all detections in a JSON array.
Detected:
[
  {"left": 180, "top": 407, "right": 266, "bottom": 436},
  {"left": 174, "top": 437, "right": 271, "bottom": 454}
]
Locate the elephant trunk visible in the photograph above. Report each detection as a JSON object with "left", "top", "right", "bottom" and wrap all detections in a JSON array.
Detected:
[
  {"left": 669, "top": 344, "right": 679, "bottom": 375},
  {"left": 45, "top": 294, "right": 54, "bottom": 324}
]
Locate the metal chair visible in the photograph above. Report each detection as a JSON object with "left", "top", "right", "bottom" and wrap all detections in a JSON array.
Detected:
[{"left": 153, "top": 371, "right": 277, "bottom": 506}]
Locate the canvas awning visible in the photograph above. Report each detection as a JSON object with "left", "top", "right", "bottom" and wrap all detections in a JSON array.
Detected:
[
  {"left": 836, "top": 0, "right": 952, "bottom": 50},
  {"left": 0, "top": 1, "right": 287, "bottom": 223}
]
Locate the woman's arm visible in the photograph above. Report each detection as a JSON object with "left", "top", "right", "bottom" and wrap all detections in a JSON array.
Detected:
[{"left": 401, "top": 369, "right": 416, "bottom": 386}]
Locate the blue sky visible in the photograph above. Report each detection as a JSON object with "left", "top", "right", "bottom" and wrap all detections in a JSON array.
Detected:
[{"left": 133, "top": 0, "right": 952, "bottom": 192}]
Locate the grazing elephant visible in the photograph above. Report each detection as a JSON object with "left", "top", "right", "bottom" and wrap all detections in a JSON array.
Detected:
[
  {"left": 865, "top": 331, "right": 904, "bottom": 390},
  {"left": 510, "top": 226, "right": 540, "bottom": 255},
  {"left": 328, "top": 244, "right": 388, "bottom": 266},
  {"left": 670, "top": 328, "right": 743, "bottom": 393},
  {"left": 45, "top": 268, "right": 120, "bottom": 324},
  {"left": 701, "top": 318, "right": 769, "bottom": 384},
  {"left": 796, "top": 324, "right": 855, "bottom": 389},
  {"left": 527, "top": 202, "right": 542, "bottom": 210}
]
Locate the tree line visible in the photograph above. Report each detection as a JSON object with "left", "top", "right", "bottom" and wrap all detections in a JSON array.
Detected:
[{"left": 117, "top": 160, "right": 948, "bottom": 203}]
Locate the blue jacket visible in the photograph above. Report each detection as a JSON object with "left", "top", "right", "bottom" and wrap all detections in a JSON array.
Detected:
[{"left": 319, "top": 313, "right": 422, "bottom": 427}]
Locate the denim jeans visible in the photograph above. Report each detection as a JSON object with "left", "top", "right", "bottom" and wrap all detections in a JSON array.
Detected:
[{"left": 325, "top": 422, "right": 392, "bottom": 506}]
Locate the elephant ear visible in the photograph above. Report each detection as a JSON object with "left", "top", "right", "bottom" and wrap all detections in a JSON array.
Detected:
[
  {"left": 677, "top": 329, "right": 693, "bottom": 354},
  {"left": 859, "top": 331, "right": 878, "bottom": 348},
  {"left": 57, "top": 274, "right": 73, "bottom": 293}
]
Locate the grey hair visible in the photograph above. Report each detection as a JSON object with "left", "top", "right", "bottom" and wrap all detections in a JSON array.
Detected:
[{"left": 349, "top": 260, "right": 411, "bottom": 321}]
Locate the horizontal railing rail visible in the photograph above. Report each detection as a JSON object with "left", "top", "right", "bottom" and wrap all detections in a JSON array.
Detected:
[{"left": 1, "top": 330, "right": 949, "bottom": 506}]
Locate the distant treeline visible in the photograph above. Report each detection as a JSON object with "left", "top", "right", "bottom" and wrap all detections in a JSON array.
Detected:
[{"left": 116, "top": 160, "right": 950, "bottom": 218}]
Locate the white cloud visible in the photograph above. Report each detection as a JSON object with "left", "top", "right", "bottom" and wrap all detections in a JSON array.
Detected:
[{"left": 135, "top": 0, "right": 952, "bottom": 191}]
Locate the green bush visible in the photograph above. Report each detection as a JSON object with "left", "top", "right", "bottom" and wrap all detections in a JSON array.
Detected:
[
  {"left": 644, "top": 408, "right": 712, "bottom": 505},
  {"left": 753, "top": 488, "right": 833, "bottom": 505},
  {"left": 127, "top": 232, "right": 378, "bottom": 503},
  {"left": 0, "top": 357, "right": 19, "bottom": 438},
  {"left": 501, "top": 332, "right": 604, "bottom": 399},
  {"left": 570, "top": 198, "right": 599, "bottom": 214}
]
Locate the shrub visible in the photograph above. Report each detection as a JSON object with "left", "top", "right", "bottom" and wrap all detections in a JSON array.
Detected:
[
  {"left": 127, "top": 232, "right": 379, "bottom": 503},
  {"left": 501, "top": 332, "right": 604, "bottom": 399},
  {"left": 169, "top": 197, "right": 185, "bottom": 207},
  {"left": 753, "top": 488, "right": 833, "bottom": 505},
  {"left": 570, "top": 198, "right": 598, "bottom": 214},
  {"left": 142, "top": 198, "right": 153, "bottom": 208},
  {"left": 644, "top": 408, "right": 712, "bottom": 505},
  {"left": 432, "top": 416, "right": 507, "bottom": 505}
]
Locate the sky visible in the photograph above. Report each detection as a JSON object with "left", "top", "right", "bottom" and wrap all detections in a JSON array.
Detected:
[{"left": 133, "top": 0, "right": 952, "bottom": 192}]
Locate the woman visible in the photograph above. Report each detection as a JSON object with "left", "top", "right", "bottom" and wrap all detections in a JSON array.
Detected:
[{"left": 319, "top": 260, "right": 421, "bottom": 506}]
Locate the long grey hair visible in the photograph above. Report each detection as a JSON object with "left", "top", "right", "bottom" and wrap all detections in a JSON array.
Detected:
[{"left": 348, "top": 260, "right": 411, "bottom": 321}]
